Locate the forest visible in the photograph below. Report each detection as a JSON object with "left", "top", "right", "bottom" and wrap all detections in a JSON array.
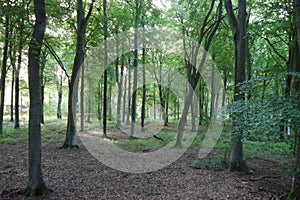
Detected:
[{"left": 0, "top": 0, "right": 300, "bottom": 199}]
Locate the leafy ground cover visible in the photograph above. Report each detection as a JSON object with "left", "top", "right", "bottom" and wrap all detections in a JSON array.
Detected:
[{"left": 0, "top": 122, "right": 294, "bottom": 199}]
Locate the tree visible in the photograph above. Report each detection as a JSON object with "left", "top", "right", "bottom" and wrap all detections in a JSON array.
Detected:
[
  {"left": 130, "top": 0, "right": 142, "bottom": 137},
  {"left": 24, "top": 0, "right": 49, "bottom": 196},
  {"left": 225, "top": 0, "right": 248, "bottom": 171},
  {"left": 288, "top": 0, "right": 300, "bottom": 198},
  {"left": 103, "top": 0, "right": 108, "bottom": 138},
  {"left": 175, "top": 0, "right": 223, "bottom": 147},
  {"left": 0, "top": 10, "right": 9, "bottom": 135},
  {"left": 62, "top": 0, "right": 94, "bottom": 148}
]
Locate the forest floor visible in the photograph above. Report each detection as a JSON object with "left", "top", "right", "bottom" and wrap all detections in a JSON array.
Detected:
[{"left": 0, "top": 123, "right": 294, "bottom": 200}]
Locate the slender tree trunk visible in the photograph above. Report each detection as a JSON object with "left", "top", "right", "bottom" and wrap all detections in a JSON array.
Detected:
[
  {"left": 130, "top": 0, "right": 141, "bottom": 137},
  {"left": 57, "top": 73, "right": 62, "bottom": 119},
  {"left": 222, "top": 73, "right": 227, "bottom": 125},
  {"left": 0, "top": 16, "right": 10, "bottom": 134},
  {"left": 209, "top": 59, "right": 216, "bottom": 128},
  {"left": 141, "top": 47, "right": 146, "bottom": 130},
  {"left": 158, "top": 59, "right": 167, "bottom": 126},
  {"left": 63, "top": 0, "right": 94, "bottom": 147},
  {"left": 102, "top": 0, "right": 108, "bottom": 137},
  {"left": 126, "top": 64, "right": 131, "bottom": 125},
  {"left": 80, "top": 63, "right": 84, "bottom": 131},
  {"left": 117, "top": 41, "right": 124, "bottom": 127},
  {"left": 9, "top": 32, "right": 16, "bottom": 122},
  {"left": 122, "top": 67, "right": 127, "bottom": 123},
  {"left": 14, "top": 0, "right": 25, "bottom": 130},
  {"left": 24, "top": 0, "right": 49, "bottom": 195},
  {"left": 175, "top": 0, "right": 222, "bottom": 147},
  {"left": 40, "top": 50, "right": 47, "bottom": 124}
]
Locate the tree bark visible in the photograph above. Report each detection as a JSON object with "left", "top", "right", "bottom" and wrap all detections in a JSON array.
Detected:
[
  {"left": 24, "top": 0, "right": 49, "bottom": 196},
  {"left": 225, "top": 0, "right": 248, "bottom": 172},
  {"left": 80, "top": 63, "right": 84, "bottom": 131},
  {"left": 130, "top": 0, "right": 141, "bottom": 137},
  {"left": 63, "top": 0, "right": 94, "bottom": 148},
  {"left": 9, "top": 28, "right": 16, "bottom": 122},
  {"left": 57, "top": 72, "right": 63, "bottom": 119},
  {"left": 289, "top": 2, "right": 300, "bottom": 195},
  {"left": 141, "top": 47, "right": 146, "bottom": 130},
  {"left": 15, "top": 16, "right": 25, "bottom": 129},
  {"left": 0, "top": 15, "right": 10, "bottom": 134},
  {"left": 103, "top": 0, "right": 108, "bottom": 138},
  {"left": 175, "top": 0, "right": 222, "bottom": 147}
]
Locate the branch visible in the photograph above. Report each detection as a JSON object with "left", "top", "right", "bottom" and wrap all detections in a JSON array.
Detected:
[
  {"left": 224, "top": 0, "right": 238, "bottom": 36},
  {"left": 199, "top": 0, "right": 216, "bottom": 44},
  {"left": 254, "top": 30, "right": 288, "bottom": 63},
  {"left": 83, "top": 0, "right": 94, "bottom": 24},
  {"left": 44, "top": 39, "right": 70, "bottom": 80}
]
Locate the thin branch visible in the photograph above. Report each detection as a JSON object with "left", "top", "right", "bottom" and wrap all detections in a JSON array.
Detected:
[
  {"left": 224, "top": 0, "right": 238, "bottom": 36},
  {"left": 254, "top": 30, "right": 288, "bottom": 63},
  {"left": 44, "top": 39, "right": 70, "bottom": 80},
  {"left": 83, "top": 0, "right": 94, "bottom": 24}
]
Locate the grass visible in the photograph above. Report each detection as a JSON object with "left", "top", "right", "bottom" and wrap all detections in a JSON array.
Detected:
[
  {"left": 115, "top": 131, "right": 176, "bottom": 152},
  {"left": 0, "top": 126, "right": 28, "bottom": 144},
  {"left": 0, "top": 119, "right": 294, "bottom": 170},
  {"left": 0, "top": 119, "right": 68, "bottom": 144}
]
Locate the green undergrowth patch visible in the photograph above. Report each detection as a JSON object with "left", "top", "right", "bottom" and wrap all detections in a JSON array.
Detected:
[
  {"left": 0, "top": 127, "right": 28, "bottom": 144},
  {"left": 0, "top": 119, "right": 67, "bottom": 144},
  {"left": 116, "top": 131, "right": 176, "bottom": 152}
]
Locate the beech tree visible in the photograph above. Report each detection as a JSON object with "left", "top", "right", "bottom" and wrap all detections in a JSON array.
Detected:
[
  {"left": 289, "top": 0, "right": 300, "bottom": 198},
  {"left": 62, "top": 0, "right": 94, "bottom": 148},
  {"left": 25, "top": 0, "right": 49, "bottom": 196},
  {"left": 175, "top": 0, "right": 223, "bottom": 147},
  {"left": 225, "top": 0, "right": 248, "bottom": 172}
]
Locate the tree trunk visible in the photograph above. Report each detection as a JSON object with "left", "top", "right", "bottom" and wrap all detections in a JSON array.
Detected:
[
  {"left": 24, "top": 0, "right": 49, "bottom": 196},
  {"left": 102, "top": 0, "right": 108, "bottom": 137},
  {"left": 141, "top": 47, "right": 146, "bottom": 130},
  {"left": 15, "top": 17, "right": 24, "bottom": 129},
  {"left": 130, "top": 0, "right": 140, "bottom": 137},
  {"left": 9, "top": 31, "right": 16, "bottom": 122},
  {"left": 122, "top": 66, "right": 127, "bottom": 123},
  {"left": 63, "top": 0, "right": 94, "bottom": 148},
  {"left": 117, "top": 40, "right": 124, "bottom": 127},
  {"left": 57, "top": 72, "right": 63, "bottom": 119},
  {"left": 0, "top": 15, "right": 10, "bottom": 134},
  {"left": 175, "top": 0, "right": 222, "bottom": 147},
  {"left": 40, "top": 50, "right": 47, "bottom": 124},
  {"left": 80, "top": 63, "right": 84, "bottom": 131},
  {"left": 209, "top": 59, "right": 216, "bottom": 128},
  {"left": 289, "top": 4, "right": 300, "bottom": 195},
  {"left": 126, "top": 63, "right": 131, "bottom": 125},
  {"left": 225, "top": 0, "right": 248, "bottom": 172}
]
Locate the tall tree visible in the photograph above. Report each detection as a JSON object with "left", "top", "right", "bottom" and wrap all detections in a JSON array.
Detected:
[
  {"left": 0, "top": 9, "right": 10, "bottom": 134},
  {"left": 225, "top": 0, "right": 248, "bottom": 171},
  {"left": 130, "top": 0, "right": 142, "bottom": 137},
  {"left": 175, "top": 0, "right": 223, "bottom": 147},
  {"left": 103, "top": 0, "right": 108, "bottom": 138},
  {"left": 15, "top": 17, "right": 25, "bottom": 129},
  {"left": 24, "top": 0, "right": 49, "bottom": 196},
  {"left": 62, "top": 0, "right": 94, "bottom": 148},
  {"left": 288, "top": 0, "right": 300, "bottom": 198}
]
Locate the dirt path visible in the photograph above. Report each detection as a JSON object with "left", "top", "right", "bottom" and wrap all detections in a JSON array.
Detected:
[{"left": 0, "top": 131, "right": 292, "bottom": 199}]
